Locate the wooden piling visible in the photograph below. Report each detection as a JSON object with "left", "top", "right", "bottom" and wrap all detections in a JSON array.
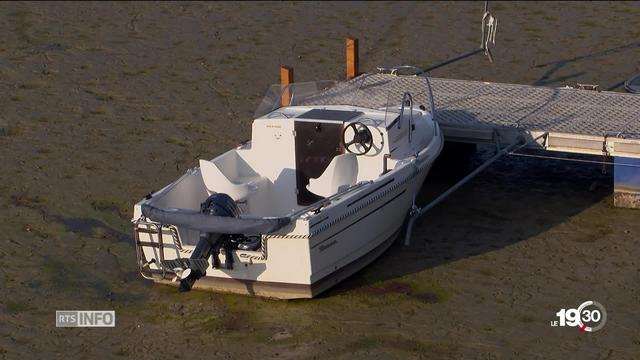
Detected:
[
  {"left": 280, "top": 66, "right": 294, "bottom": 107},
  {"left": 345, "top": 37, "right": 359, "bottom": 80}
]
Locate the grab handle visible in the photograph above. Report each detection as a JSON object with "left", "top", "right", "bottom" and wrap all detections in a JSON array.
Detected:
[{"left": 399, "top": 92, "right": 414, "bottom": 143}]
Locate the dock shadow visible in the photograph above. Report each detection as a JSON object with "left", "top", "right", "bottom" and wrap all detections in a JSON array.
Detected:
[{"left": 324, "top": 139, "right": 612, "bottom": 297}]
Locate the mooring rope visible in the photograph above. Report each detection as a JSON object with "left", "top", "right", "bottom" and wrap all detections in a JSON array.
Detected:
[{"left": 508, "top": 152, "right": 640, "bottom": 169}]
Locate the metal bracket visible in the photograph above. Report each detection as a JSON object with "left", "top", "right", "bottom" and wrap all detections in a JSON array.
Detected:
[
  {"left": 576, "top": 83, "right": 600, "bottom": 91},
  {"left": 415, "top": 1, "right": 498, "bottom": 75},
  {"left": 481, "top": 2, "right": 497, "bottom": 62},
  {"left": 492, "top": 129, "right": 502, "bottom": 152}
]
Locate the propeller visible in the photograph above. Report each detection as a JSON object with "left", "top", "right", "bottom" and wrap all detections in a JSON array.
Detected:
[{"left": 171, "top": 267, "right": 192, "bottom": 282}]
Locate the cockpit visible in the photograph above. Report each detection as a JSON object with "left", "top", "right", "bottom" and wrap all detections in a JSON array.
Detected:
[{"left": 154, "top": 76, "right": 436, "bottom": 219}]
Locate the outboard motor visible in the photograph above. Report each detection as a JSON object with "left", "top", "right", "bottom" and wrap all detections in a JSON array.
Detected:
[{"left": 179, "top": 193, "right": 240, "bottom": 292}]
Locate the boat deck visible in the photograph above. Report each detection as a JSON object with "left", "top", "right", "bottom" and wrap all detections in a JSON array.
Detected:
[{"left": 320, "top": 74, "right": 640, "bottom": 158}]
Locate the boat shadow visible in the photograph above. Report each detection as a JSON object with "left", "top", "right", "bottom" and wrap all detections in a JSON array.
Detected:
[{"left": 324, "top": 138, "right": 613, "bottom": 297}]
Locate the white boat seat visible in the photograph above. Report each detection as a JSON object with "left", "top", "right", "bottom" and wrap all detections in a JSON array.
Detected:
[
  {"left": 199, "top": 158, "right": 267, "bottom": 202},
  {"left": 307, "top": 153, "right": 358, "bottom": 198}
]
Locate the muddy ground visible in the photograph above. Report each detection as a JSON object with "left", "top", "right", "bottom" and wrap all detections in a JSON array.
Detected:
[{"left": 1, "top": 1, "right": 639, "bottom": 359}]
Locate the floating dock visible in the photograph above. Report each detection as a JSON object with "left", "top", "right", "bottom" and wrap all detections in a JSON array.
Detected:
[
  {"left": 294, "top": 71, "right": 640, "bottom": 210},
  {"left": 280, "top": 37, "right": 640, "bottom": 209},
  {"left": 432, "top": 76, "right": 640, "bottom": 158},
  {"left": 321, "top": 73, "right": 640, "bottom": 159}
]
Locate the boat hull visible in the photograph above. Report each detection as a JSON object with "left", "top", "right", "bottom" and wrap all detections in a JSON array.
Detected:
[
  {"left": 137, "top": 156, "right": 436, "bottom": 299},
  {"left": 147, "top": 226, "right": 402, "bottom": 299},
  {"left": 133, "top": 104, "right": 444, "bottom": 299}
]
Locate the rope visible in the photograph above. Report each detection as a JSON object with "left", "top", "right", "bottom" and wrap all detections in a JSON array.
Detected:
[
  {"left": 169, "top": 225, "right": 182, "bottom": 250},
  {"left": 166, "top": 225, "right": 192, "bottom": 256},
  {"left": 508, "top": 151, "right": 640, "bottom": 168},
  {"left": 239, "top": 236, "right": 268, "bottom": 261}
]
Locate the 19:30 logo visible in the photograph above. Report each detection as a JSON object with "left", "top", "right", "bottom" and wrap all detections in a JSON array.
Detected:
[{"left": 551, "top": 301, "right": 607, "bottom": 333}]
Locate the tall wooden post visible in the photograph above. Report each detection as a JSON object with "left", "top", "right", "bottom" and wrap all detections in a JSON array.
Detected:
[
  {"left": 345, "top": 37, "right": 359, "bottom": 80},
  {"left": 280, "top": 66, "right": 294, "bottom": 107}
]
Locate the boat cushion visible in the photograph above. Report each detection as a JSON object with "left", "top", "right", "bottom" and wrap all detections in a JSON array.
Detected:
[
  {"left": 307, "top": 153, "right": 358, "bottom": 197},
  {"left": 199, "top": 158, "right": 267, "bottom": 201}
]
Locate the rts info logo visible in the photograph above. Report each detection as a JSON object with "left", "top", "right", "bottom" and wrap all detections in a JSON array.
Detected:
[{"left": 550, "top": 301, "right": 607, "bottom": 333}]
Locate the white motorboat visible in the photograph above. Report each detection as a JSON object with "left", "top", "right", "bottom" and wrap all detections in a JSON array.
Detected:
[{"left": 132, "top": 70, "right": 444, "bottom": 299}]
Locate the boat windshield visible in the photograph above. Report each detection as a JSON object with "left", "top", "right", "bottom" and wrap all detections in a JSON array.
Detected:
[{"left": 254, "top": 70, "right": 436, "bottom": 126}]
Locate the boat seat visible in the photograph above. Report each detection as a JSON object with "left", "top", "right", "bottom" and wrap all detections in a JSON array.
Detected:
[
  {"left": 307, "top": 153, "right": 358, "bottom": 198},
  {"left": 199, "top": 158, "right": 267, "bottom": 202}
]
